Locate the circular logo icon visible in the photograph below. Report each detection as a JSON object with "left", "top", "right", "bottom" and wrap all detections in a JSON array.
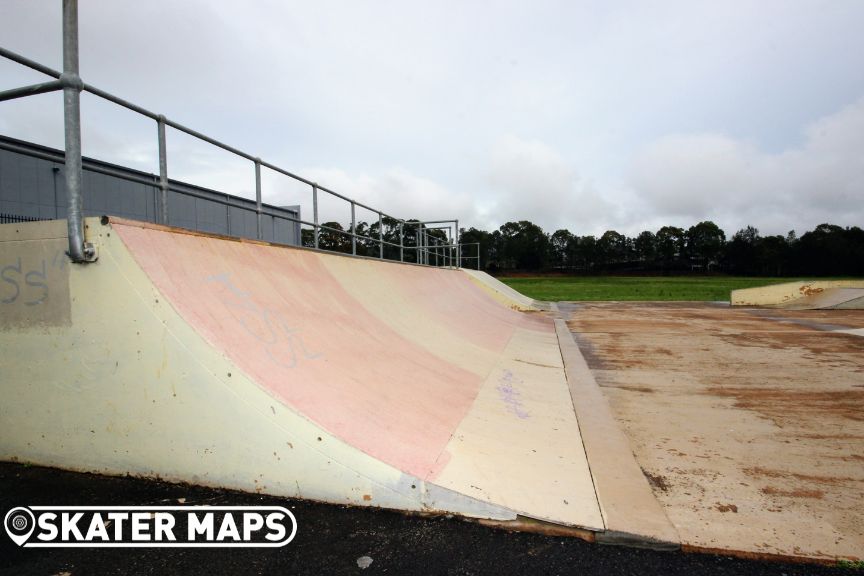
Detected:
[{"left": 4, "top": 507, "right": 35, "bottom": 546}]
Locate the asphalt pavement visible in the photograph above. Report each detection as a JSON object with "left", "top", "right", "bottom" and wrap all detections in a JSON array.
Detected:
[{"left": 0, "top": 463, "right": 846, "bottom": 576}]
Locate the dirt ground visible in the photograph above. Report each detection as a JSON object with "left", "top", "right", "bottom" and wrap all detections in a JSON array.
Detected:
[{"left": 565, "top": 302, "right": 864, "bottom": 562}]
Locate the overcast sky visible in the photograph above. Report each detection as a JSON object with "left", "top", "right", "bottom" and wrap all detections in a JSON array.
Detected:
[{"left": 1, "top": 0, "right": 863, "bottom": 237}]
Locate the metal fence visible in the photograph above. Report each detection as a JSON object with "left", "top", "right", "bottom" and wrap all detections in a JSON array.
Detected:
[
  {"left": 0, "top": 212, "right": 45, "bottom": 225},
  {"left": 0, "top": 0, "right": 473, "bottom": 268},
  {"left": 0, "top": 135, "right": 302, "bottom": 246}
]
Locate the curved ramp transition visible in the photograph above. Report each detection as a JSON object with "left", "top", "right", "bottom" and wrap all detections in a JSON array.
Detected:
[
  {"left": 0, "top": 217, "right": 602, "bottom": 531},
  {"left": 731, "top": 280, "right": 864, "bottom": 309}
]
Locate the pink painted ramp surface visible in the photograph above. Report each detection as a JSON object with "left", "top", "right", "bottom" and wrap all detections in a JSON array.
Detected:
[{"left": 112, "top": 222, "right": 549, "bottom": 481}]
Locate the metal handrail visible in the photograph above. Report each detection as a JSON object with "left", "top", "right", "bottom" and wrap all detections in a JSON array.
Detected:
[{"left": 0, "top": 1, "right": 467, "bottom": 268}]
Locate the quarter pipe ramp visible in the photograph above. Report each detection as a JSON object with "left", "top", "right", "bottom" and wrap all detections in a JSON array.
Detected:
[{"left": 0, "top": 217, "right": 603, "bottom": 531}]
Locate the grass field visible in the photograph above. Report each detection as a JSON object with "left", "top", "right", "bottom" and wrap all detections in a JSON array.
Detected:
[{"left": 497, "top": 276, "right": 798, "bottom": 302}]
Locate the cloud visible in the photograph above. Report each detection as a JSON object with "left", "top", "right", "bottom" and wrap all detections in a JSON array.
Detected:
[
  {"left": 262, "top": 166, "right": 475, "bottom": 231},
  {"left": 481, "top": 134, "right": 620, "bottom": 234},
  {"left": 3, "top": 1, "right": 864, "bottom": 239},
  {"left": 630, "top": 97, "right": 864, "bottom": 236}
]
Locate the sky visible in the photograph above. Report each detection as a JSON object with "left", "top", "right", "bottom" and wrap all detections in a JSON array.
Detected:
[{"left": 1, "top": 0, "right": 863, "bottom": 238}]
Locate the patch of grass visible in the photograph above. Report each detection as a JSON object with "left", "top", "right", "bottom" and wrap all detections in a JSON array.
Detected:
[
  {"left": 497, "top": 276, "right": 799, "bottom": 302},
  {"left": 837, "top": 559, "right": 864, "bottom": 570}
]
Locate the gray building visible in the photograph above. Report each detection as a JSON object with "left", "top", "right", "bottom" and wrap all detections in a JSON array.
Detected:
[{"left": 0, "top": 135, "right": 301, "bottom": 246}]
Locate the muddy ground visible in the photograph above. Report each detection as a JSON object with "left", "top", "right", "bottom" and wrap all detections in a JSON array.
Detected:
[{"left": 565, "top": 302, "right": 864, "bottom": 562}]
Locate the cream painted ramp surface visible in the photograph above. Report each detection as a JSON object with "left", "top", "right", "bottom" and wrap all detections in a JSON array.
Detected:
[
  {"left": 0, "top": 217, "right": 602, "bottom": 531},
  {"left": 731, "top": 280, "right": 864, "bottom": 308},
  {"left": 777, "top": 288, "right": 864, "bottom": 310},
  {"left": 462, "top": 268, "right": 546, "bottom": 310}
]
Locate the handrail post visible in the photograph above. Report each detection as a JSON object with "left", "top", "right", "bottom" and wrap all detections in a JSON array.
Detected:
[
  {"left": 224, "top": 193, "right": 231, "bottom": 235},
  {"left": 254, "top": 158, "right": 262, "bottom": 240},
  {"left": 156, "top": 115, "right": 170, "bottom": 225},
  {"left": 378, "top": 211, "right": 383, "bottom": 259},
  {"left": 62, "top": 0, "right": 94, "bottom": 262},
  {"left": 399, "top": 221, "right": 404, "bottom": 262},
  {"left": 455, "top": 219, "right": 460, "bottom": 268},
  {"left": 312, "top": 183, "right": 319, "bottom": 249},
  {"left": 350, "top": 200, "right": 356, "bottom": 255}
]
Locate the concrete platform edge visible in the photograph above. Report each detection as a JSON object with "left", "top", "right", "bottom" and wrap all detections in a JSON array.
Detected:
[{"left": 553, "top": 317, "right": 680, "bottom": 550}]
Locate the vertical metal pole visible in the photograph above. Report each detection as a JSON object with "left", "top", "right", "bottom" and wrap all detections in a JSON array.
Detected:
[
  {"left": 225, "top": 193, "right": 231, "bottom": 235},
  {"left": 312, "top": 184, "right": 319, "bottom": 249},
  {"left": 378, "top": 211, "right": 383, "bottom": 260},
  {"left": 399, "top": 221, "right": 404, "bottom": 262},
  {"left": 455, "top": 219, "right": 460, "bottom": 268},
  {"left": 157, "top": 116, "right": 169, "bottom": 225},
  {"left": 477, "top": 243, "right": 481, "bottom": 270},
  {"left": 415, "top": 229, "right": 419, "bottom": 264},
  {"left": 350, "top": 201, "right": 356, "bottom": 255},
  {"left": 62, "top": 0, "right": 91, "bottom": 262},
  {"left": 254, "top": 159, "right": 262, "bottom": 240}
]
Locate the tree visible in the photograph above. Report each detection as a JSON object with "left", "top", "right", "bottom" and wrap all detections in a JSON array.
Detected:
[
  {"left": 497, "top": 221, "right": 550, "bottom": 270},
  {"left": 758, "top": 235, "right": 791, "bottom": 276},
  {"left": 597, "top": 230, "right": 627, "bottom": 269},
  {"left": 573, "top": 235, "right": 597, "bottom": 271},
  {"left": 725, "top": 226, "right": 760, "bottom": 274},
  {"left": 655, "top": 226, "right": 686, "bottom": 267},
  {"left": 550, "top": 229, "right": 575, "bottom": 269},
  {"left": 634, "top": 231, "right": 656, "bottom": 264},
  {"left": 795, "top": 224, "right": 864, "bottom": 276},
  {"left": 459, "top": 227, "right": 493, "bottom": 270},
  {"left": 317, "top": 221, "right": 352, "bottom": 253},
  {"left": 685, "top": 221, "right": 726, "bottom": 269}
]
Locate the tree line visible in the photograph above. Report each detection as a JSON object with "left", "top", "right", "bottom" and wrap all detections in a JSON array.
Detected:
[
  {"left": 300, "top": 217, "right": 450, "bottom": 264},
  {"left": 459, "top": 221, "right": 864, "bottom": 276},
  {"left": 299, "top": 216, "right": 864, "bottom": 276}
]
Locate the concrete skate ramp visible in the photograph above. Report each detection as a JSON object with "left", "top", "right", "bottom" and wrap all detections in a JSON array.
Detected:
[
  {"left": 0, "top": 217, "right": 602, "bottom": 531},
  {"left": 461, "top": 269, "right": 548, "bottom": 311},
  {"left": 778, "top": 288, "right": 864, "bottom": 310},
  {"left": 731, "top": 280, "right": 864, "bottom": 309}
]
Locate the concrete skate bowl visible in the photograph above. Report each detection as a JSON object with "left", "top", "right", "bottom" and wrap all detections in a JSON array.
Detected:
[{"left": 0, "top": 217, "right": 605, "bottom": 535}]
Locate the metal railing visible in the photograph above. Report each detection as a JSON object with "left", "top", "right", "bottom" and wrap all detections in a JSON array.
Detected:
[
  {"left": 0, "top": 0, "right": 470, "bottom": 268},
  {"left": 0, "top": 134, "right": 303, "bottom": 243},
  {"left": 0, "top": 213, "right": 46, "bottom": 225},
  {"left": 458, "top": 242, "right": 482, "bottom": 270}
]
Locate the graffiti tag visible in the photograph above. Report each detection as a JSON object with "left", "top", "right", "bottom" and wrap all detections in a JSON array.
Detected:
[{"left": 205, "top": 273, "right": 323, "bottom": 369}]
